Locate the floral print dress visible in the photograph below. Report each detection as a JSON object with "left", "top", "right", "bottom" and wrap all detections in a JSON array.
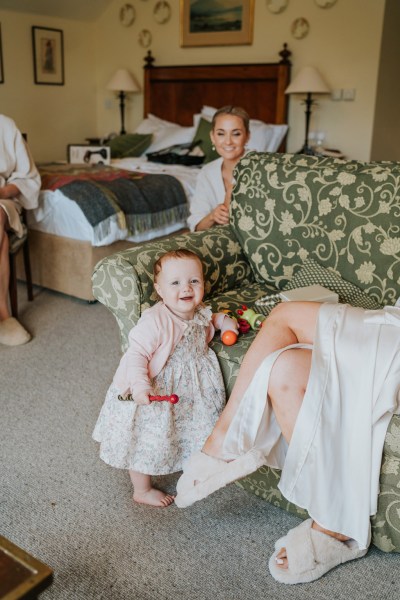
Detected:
[{"left": 92, "top": 307, "right": 225, "bottom": 475}]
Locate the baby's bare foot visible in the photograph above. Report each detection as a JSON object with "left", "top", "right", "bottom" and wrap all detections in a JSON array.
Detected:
[{"left": 133, "top": 488, "right": 175, "bottom": 508}]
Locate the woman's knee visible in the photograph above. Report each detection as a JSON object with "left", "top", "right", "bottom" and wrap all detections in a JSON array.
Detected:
[
  {"left": 269, "top": 349, "right": 312, "bottom": 401},
  {"left": 269, "top": 301, "right": 320, "bottom": 344}
]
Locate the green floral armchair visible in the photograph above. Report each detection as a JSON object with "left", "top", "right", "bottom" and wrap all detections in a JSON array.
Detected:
[{"left": 92, "top": 151, "right": 400, "bottom": 553}]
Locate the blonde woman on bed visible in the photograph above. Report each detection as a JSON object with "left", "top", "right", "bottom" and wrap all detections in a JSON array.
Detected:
[
  {"left": 187, "top": 106, "right": 250, "bottom": 232},
  {"left": 0, "top": 114, "right": 41, "bottom": 346}
]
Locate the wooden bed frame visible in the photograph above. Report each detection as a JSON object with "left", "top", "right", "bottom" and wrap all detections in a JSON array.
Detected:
[{"left": 18, "top": 45, "right": 292, "bottom": 301}]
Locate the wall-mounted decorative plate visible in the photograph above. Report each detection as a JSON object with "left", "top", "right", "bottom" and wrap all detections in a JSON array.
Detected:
[
  {"left": 266, "top": 0, "right": 289, "bottom": 14},
  {"left": 154, "top": 1, "right": 171, "bottom": 24},
  {"left": 119, "top": 3, "right": 136, "bottom": 27},
  {"left": 291, "top": 17, "right": 310, "bottom": 40},
  {"left": 315, "top": 0, "right": 337, "bottom": 7},
  {"left": 139, "top": 29, "right": 152, "bottom": 48}
]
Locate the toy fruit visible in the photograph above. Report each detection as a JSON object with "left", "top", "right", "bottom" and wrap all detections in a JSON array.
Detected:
[
  {"left": 221, "top": 329, "right": 238, "bottom": 346},
  {"left": 237, "top": 318, "right": 251, "bottom": 334}
]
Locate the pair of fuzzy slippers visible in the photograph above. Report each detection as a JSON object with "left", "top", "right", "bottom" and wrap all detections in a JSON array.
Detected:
[
  {"left": 175, "top": 450, "right": 367, "bottom": 584},
  {"left": 0, "top": 317, "right": 31, "bottom": 346}
]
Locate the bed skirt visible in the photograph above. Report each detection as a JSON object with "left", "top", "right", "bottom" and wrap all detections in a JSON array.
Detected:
[{"left": 16, "top": 230, "right": 187, "bottom": 301}]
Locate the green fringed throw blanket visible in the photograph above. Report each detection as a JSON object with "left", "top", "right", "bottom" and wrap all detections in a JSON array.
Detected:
[{"left": 39, "top": 163, "right": 189, "bottom": 239}]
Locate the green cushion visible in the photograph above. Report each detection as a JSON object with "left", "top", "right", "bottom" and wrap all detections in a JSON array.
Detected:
[
  {"left": 192, "top": 118, "right": 219, "bottom": 164},
  {"left": 107, "top": 133, "right": 153, "bottom": 159},
  {"left": 281, "top": 258, "right": 382, "bottom": 309},
  {"left": 230, "top": 152, "right": 400, "bottom": 306}
]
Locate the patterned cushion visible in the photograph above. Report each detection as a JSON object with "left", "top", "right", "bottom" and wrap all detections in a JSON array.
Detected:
[
  {"left": 191, "top": 118, "right": 219, "bottom": 164},
  {"left": 230, "top": 152, "right": 400, "bottom": 307},
  {"left": 281, "top": 258, "right": 382, "bottom": 309}
]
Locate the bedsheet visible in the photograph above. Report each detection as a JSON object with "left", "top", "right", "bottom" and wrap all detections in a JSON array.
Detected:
[{"left": 28, "top": 159, "right": 199, "bottom": 246}]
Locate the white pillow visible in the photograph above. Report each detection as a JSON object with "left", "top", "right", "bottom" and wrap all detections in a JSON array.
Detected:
[
  {"left": 265, "top": 124, "right": 288, "bottom": 152},
  {"left": 197, "top": 105, "right": 288, "bottom": 153},
  {"left": 135, "top": 114, "right": 195, "bottom": 154}
]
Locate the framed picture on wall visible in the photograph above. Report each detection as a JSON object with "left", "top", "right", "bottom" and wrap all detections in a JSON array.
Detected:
[
  {"left": 32, "top": 26, "right": 64, "bottom": 85},
  {"left": 0, "top": 24, "right": 4, "bottom": 83},
  {"left": 180, "top": 0, "right": 254, "bottom": 47}
]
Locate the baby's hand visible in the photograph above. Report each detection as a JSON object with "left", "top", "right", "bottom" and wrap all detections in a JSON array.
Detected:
[{"left": 134, "top": 392, "right": 152, "bottom": 405}]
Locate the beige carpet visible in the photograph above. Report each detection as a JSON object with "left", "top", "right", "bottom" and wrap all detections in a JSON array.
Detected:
[{"left": 1, "top": 284, "right": 400, "bottom": 599}]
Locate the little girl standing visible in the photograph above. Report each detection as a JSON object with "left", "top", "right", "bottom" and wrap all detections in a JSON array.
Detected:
[{"left": 93, "top": 249, "right": 235, "bottom": 507}]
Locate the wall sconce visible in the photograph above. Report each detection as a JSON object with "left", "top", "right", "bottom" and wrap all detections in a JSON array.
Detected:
[
  {"left": 285, "top": 66, "right": 330, "bottom": 154},
  {"left": 107, "top": 68, "right": 141, "bottom": 135}
]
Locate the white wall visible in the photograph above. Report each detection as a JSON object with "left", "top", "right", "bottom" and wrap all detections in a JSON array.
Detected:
[
  {"left": 0, "top": 9, "right": 97, "bottom": 161},
  {"left": 371, "top": 0, "right": 400, "bottom": 160},
  {"left": 0, "top": 1, "right": 387, "bottom": 162},
  {"left": 94, "top": 0, "right": 386, "bottom": 161}
]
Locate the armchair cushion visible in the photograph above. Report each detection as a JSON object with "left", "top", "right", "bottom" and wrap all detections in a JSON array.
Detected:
[
  {"left": 230, "top": 152, "right": 400, "bottom": 306},
  {"left": 281, "top": 258, "right": 382, "bottom": 309}
]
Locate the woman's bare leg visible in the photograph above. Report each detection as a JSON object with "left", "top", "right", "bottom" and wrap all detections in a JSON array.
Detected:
[
  {"left": 0, "top": 210, "right": 11, "bottom": 321},
  {"left": 203, "top": 301, "right": 321, "bottom": 457}
]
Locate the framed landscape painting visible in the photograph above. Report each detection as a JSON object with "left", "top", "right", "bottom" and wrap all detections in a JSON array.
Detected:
[
  {"left": 32, "top": 26, "right": 64, "bottom": 85},
  {"left": 180, "top": 0, "right": 254, "bottom": 47}
]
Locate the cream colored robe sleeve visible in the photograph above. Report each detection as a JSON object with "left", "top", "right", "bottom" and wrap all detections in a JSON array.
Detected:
[{"left": 0, "top": 114, "right": 41, "bottom": 236}]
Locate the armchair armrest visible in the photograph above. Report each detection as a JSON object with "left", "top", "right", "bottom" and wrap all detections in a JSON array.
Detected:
[{"left": 92, "top": 225, "right": 254, "bottom": 351}]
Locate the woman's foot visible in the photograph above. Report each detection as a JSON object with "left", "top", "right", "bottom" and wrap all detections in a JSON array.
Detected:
[
  {"left": 0, "top": 317, "right": 31, "bottom": 346},
  {"left": 133, "top": 488, "right": 175, "bottom": 508},
  {"left": 275, "top": 521, "right": 350, "bottom": 570},
  {"left": 269, "top": 518, "right": 367, "bottom": 584},
  {"left": 202, "top": 428, "right": 229, "bottom": 460}
]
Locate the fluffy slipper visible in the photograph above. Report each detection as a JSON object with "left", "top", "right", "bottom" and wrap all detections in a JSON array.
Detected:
[
  {"left": 268, "top": 518, "right": 368, "bottom": 585},
  {"left": 174, "top": 449, "right": 266, "bottom": 508},
  {"left": 0, "top": 317, "right": 31, "bottom": 346}
]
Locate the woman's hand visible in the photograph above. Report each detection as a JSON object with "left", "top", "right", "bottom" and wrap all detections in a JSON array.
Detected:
[
  {"left": 212, "top": 203, "right": 230, "bottom": 225},
  {"left": 0, "top": 183, "right": 19, "bottom": 200},
  {"left": 195, "top": 203, "right": 229, "bottom": 231}
]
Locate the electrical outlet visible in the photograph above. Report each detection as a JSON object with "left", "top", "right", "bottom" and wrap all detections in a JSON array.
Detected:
[
  {"left": 343, "top": 89, "right": 356, "bottom": 101},
  {"left": 104, "top": 98, "right": 113, "bottom": 109},
  {"left": 331, "top": 89, "right": 342, "bottom": 101}
]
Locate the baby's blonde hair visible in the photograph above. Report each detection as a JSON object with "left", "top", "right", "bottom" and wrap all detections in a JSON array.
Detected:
[{"left": 153, "top": 249, "right": 203, "bottom": 282}]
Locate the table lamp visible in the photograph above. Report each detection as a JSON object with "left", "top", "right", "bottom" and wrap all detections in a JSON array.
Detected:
[
  {"left": 285, "top": 66, "right": 330, "bottom": 155},
  {"left": 107, "top": 68, "right": 141, "bottom": 135}
]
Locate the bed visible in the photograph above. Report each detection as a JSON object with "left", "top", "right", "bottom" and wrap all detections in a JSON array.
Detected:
[{"left": 18, "top": 44, "right": 292, "bottom": 301}]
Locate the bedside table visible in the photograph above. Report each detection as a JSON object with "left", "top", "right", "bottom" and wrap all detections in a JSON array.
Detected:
[{"left": 0, "top": 534, "right": 53, "bottom": 599}]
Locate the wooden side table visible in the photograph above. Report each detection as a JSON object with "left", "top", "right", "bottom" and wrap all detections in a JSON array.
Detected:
[{"left": 0, "top": 535, "right": 53, "bottom": 599}]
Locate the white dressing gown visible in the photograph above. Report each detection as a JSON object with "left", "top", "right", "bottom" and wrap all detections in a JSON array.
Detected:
[
  {"left": 0, "top": 115, "right": 41, "bottom": 236},
  {"left": 223, "top": 303, "right": 400, "bottom": 549}
]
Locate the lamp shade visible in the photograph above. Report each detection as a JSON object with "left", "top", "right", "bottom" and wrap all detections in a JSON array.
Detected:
[
  {"left": 106, "top": 69, "right": 141, "bottom": 92},
  {"left": 285, "top": 66, "right": 330, "bottom": 95}
]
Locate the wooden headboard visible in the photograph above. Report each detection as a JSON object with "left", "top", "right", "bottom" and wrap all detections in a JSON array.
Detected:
[{"left": 143, "top": 44, "right": 292, "bottom": 127}]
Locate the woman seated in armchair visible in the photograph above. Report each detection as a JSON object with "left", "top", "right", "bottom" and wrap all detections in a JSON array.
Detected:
[{"left": 175, "top": 300, "right": 400, "bottom": 584}]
